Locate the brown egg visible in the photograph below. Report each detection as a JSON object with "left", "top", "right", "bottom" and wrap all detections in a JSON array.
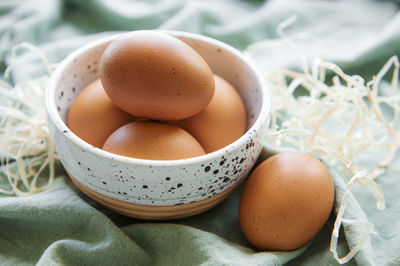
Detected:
[
  {"left": 100, "top": 30, "right": 215, "bottom": 120},
  {"left": 67, "top": 79, "right": 135, "bottom": 148},
  {"left": 170, "top": 75, "right": 247, "bottom": 153},
  {"left": 102, "top": 121, "right": 205, "bottom": 160},
  {"left": 239, "top": 152, "right": 335, "bottom": 251}
]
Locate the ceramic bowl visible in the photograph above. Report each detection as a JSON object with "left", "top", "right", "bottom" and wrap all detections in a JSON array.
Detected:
[{"left": 45, "top": 30, "right": 270, "bottom": 220}]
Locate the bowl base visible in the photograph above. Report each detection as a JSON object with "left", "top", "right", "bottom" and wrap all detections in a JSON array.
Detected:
[{"left": 68, "top": 174, "right": 240, "bottom": 220}]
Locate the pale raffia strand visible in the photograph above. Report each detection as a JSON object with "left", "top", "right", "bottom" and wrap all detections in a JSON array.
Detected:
[{"left": 0, "top": 43, "right": 56, "bottom": 196}]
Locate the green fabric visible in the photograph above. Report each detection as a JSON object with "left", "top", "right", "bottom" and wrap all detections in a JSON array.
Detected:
[{"left": 1, "top": 0, "right": 400, "bottom": 265}]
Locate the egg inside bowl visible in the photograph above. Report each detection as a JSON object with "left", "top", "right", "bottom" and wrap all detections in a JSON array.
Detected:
[{"left": 45, "top": 30, "right": 270, "bottom": 220}]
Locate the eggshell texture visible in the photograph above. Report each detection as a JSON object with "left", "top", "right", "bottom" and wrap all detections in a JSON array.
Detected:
[
  {"left": 100, "top": 30, "right": 215, "bottom": 120},
  {"left": 239, "top": 152, "right": 334, "bottom": 251},
  {"left": 170, "top": 75, "right": 247, "bottom": 153},
  {"left": 67, "top": 79, "right": 135, "bottom": 148},
  {"left": 102, "top": 121, "right": 206, "bottom": 160}
]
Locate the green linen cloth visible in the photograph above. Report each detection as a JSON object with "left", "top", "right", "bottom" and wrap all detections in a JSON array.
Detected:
[{"left": 1, "top": 0, "right": 400, "bottom": 265}]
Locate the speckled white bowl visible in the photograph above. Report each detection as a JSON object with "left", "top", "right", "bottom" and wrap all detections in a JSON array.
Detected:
[{"left": 45, "top": 30, "right": 270, "bottom": 219}]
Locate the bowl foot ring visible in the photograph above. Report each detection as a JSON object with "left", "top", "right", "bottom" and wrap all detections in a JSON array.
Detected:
[{"left": 68, "top": 173, "right": 241, "bottom": 220}]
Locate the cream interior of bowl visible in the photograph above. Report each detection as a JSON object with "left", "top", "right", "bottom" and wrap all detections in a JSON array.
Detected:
[{"left": 54, "top": 33, "right": 263, "bottom": 133}]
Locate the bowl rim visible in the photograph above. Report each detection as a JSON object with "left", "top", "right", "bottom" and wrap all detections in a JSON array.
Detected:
[{"left": 45, "top": 30, "right": 270, "bottom": 167}]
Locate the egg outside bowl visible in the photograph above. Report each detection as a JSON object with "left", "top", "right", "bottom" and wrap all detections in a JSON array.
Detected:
[{"left": 45, "top": 30, "right": 270, "bottom": 220}]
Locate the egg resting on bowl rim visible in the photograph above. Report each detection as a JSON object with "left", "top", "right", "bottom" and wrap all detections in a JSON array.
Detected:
[
  {"left": 170, "top": 74, "right": 247, "bottom": 153},
  {"left": 67, "top": 79, "right": 135, "bottom": 148},
  {"left": 102, "top": 121, "right": 205, "bottom": 160}
]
